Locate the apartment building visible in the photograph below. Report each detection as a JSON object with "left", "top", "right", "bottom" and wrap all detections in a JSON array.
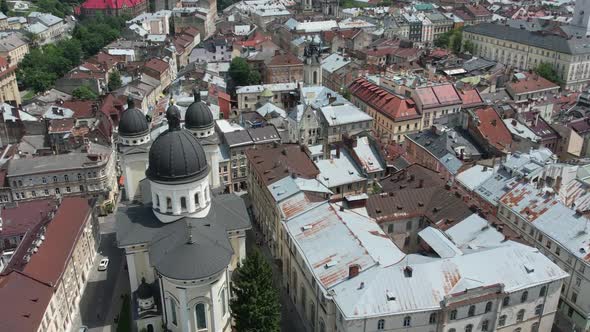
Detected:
[
  {"left": 236, "top": 83, "right": 298, "bottom": 113},
  {"left": 0, "top": 56, "right": 20, "bottom": 105},
  {"left": 319, "top": 103, "right": 373, "bottom": 144},
  {"left": 463, "top": 23, "right": 590, "bottom": 91},
  {"left": 349, "top": 77, "right": 422, "bottom": 144},
  {"left": 0, "top": 197, "right": 98, "bottom": 332},
  {"left": 6, "top": 143, "right": 117, "bottom": 202},
  {"left": 412, "top": 84, "right": 463, "bottom": 128},
  {"left": 0, "top": 33, "right": 29, "bottom": 65},
  {"left": 498, "top": 182, "right": 590, "bottom": 331},
  {"left": 280, "top": 198, "right": 567, "bottom": 332}
]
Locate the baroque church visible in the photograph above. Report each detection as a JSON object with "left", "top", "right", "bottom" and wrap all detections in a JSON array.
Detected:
[{"left": 116, "top": 93, "right": 250, "bottom": 332}]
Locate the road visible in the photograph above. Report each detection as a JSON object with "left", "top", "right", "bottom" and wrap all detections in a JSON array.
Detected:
[{"left": 70, "top": 204, "right": 129, "bottom": 332}]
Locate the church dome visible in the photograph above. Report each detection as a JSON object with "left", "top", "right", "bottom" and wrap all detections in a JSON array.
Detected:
[
  {"left": 119, "top": 97, "right": 149, "bottom": 137},
  {"left": 146, "top": 103, "right": 209, "bottom": 184},
  {"left": 185, "top": 90, "right": 214, "bottom": 130}
]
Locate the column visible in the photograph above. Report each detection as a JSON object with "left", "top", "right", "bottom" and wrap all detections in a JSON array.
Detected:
[
  {"left": 179, "top": 288, "right": 190, "bottom": 332},
  {"left": 126, "top": 253, "right": 138, "bottom": 292}
]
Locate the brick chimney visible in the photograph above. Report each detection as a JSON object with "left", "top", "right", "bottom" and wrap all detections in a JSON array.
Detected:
[{"left": 348, "top": 264, "right": 360, "bottom": 279}]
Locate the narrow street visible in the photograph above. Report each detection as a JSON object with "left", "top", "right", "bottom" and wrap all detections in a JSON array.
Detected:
[
  {"left": 70, "top": 202, "right": 129, "bottom": 332},
  {"left": 246, "top": 220, "right": 306, "bottom": 332}
]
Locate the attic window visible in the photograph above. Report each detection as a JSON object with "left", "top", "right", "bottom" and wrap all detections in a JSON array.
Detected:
[
  {"left": 325, "top": 260, "right": 338, "bottom": 268},
  {"left": 404, "top": 266, "right": 413, "bottom": 278},
  {"left": 301, "top": 224, "right": 313, "bottom": 231},
  {"left": 386, "top": 292, "right": 396, "bottom": 301}
]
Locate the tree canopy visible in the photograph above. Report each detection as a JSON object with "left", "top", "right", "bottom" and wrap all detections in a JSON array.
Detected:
[
  {"left": 108, "top": 71, "right": 122, "bottom": 91},
  {"left": 434, "top": 28, "right": 463, "bottom": 53},
  {"left": 17, "top": 15, "right": 126, "bottom": 93},
  {"left": 0, "top": 0, "right": 8, "bottom": 14},
  {"left": 72, "top": 85, "right": 98, "bottom": 100},
  {"left": 228, "top": 57, "right": 260, "bottom": 87},
  {"left": 230, "top": 249, "right": 280, "bottom": 332},
  {"left": 535, "top": 62, "right": 562, "bottom": 84}
]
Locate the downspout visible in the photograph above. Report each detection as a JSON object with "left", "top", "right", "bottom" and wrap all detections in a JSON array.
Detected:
[{"left": 159, "top": 274, "right": 168, "bottom": 329}]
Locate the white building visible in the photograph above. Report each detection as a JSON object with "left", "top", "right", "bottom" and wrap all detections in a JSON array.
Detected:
[
  {"left": 116, "top": 104, "right": 250, "bottom": 332},
  {"left": 280, "top": 197, "right": 568, "bottom": 332}
]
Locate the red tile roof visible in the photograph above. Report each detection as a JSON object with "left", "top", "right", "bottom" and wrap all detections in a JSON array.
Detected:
[
  {"left": 268, "top": 52, "right": 303, "bottom": 66},
  {"left": 458, "top": 88, "right": 484, "bottom": 108},
  {"left": 80, "top": 0, "right": 146, "bottom": 9},
  {"left": 0, "top": 200, "right": 56, "bottom": 238},
  {"left": 349, "top": 77, "right": 421, "bottom": 122},
  {"left": 144, "top": 58, "right": 169, "bottom": 74},
  {"left": 522, "top": 112, "right": 560, "bottom": 140},
  {"left": 568, "top": 117, "right": 590, "bottom": 134},
  {"left": 507, "top": 73, "right": 559, "bottom": 95},
  {"left": 48, "top": 118, "right": 75, "bottom": 133},
  {"left": 474, "top": 106, "right": 512, "bottom": 151},
  {"left": 21, "top": 197, "right": 92, "bottom": 287},
  {"left": 245, "top": 144, "right": 319, "bottom": 186},
  {"left": 415, "top": 84, "right": 462, "bottom": 109},
  {"left": 0, "top": 270, "right": 53, "bottom": 332},
  {"left": 62, "top": 100, "right": 97, "bottom": 118}
]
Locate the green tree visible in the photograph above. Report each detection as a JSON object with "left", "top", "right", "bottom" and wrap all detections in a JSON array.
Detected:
[
  {"left": 228, "top": 57, "right": 255, "bottom": 87},
  {"left": 535, "top": 62, "right": 562, "bottom": 84},
  {"left": 108, "top": 71, "right": 122, "bottom": 91},
  {"left": 231, "top": 249, "right": 280, "bottom": 332},
  {"left": 0, "top": 0, "right": 8, "bottom": 14},
  {"left": 463, "top": 40, "right": 475, "bottom": 54},
  {"left": 72, "top": 86, "right": 98, "bottom": 100}
]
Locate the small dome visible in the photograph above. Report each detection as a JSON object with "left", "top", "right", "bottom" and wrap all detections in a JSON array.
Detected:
[
  {"left": 146, "top": 104, "right": 209, "bottom": 183},
  {"left": 185, "top": 90, "right": 214, "bottom": 130},
  {"left": 119, "top": 98, "right": 149, "bottom": 137},
  {"left": 137, "top": 278, "right": 153, "bottom": 300},
  {"left": 260, "top": 88, "right": 273, "bottom": 98}
]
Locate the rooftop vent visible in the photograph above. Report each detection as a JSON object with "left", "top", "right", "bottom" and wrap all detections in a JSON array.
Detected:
[
  {"left": 524, "top": 264, "right": 535, "bottom": 273},
  {"left": 386, "top": 292, "right": 396, "bottom": 301},
  {"left": 404, "top": 266, "right": 413, "bottom": 278}
]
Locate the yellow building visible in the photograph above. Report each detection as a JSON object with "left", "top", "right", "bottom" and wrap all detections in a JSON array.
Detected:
[{"left": 0, "top": 57, "right": 20, "bottom": 105}]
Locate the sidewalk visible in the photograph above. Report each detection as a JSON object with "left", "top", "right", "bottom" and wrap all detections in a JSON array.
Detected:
[{"left": 247, "top": 224, "right": 306, "bottom": 332}]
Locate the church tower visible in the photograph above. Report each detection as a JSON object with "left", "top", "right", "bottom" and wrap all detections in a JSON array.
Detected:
[
  {"left": 303, "top": 41, "right": 322, "bottom": 86},
  {"left": 572, "top": 0, "right": 590, "bottom": 33},
  {"left": 118, "top": 97, "right": 151, "bottom": 201}
]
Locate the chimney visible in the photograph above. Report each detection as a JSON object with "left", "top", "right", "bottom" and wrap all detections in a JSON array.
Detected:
[
  {"left": 274, "top": 49, "right": 281, "bottom": 56},
  {"left": 348, "top": 264, "right": 360, "bottom": 279},
  {"left": 491, "top": 119, "right": 497, "bottom": 126},
  {"left": 555, "top": 175, "right": 562, "bottom": 193},
  {"left": 404, "top": 266, "right": 413, "bottom": 277},
  {"left": 336, "top": 145, "right": 341, "bottom": 159}
]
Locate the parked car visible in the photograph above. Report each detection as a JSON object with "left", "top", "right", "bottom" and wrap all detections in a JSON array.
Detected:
[{"left": 98, "top": 258, "right": 109, "bottom": 271}]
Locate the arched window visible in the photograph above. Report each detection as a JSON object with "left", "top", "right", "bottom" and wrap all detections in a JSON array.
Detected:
[
  {"left": 180, "top": 197, "right": 187, "bottom": 211},
  {"left": 155, "top": 194, "right": 160, "bottom": 207},
  {"left": 166, "top": 197, "right": 172, "bottom": 211},
  {"left": 521, "top": 291, "right": 528, "bottom": 303},
  {"left": 429, "top": 312, "right": 436, "bottom": 324},
  {"left": 482, "top": 319, "right": 489, "bottom": 331},
  {"left": 503, "top": 296, "right": 510, "bottom": 307},
  {"left": 450, "top": 310, "right": 457, "bottom": 320},
  {"left": 499, "top": 315, "right": 507, "bottom": 326},
  {"left": 220, "top": 287, "right": 227, "bottom": 316},
  {"left": 485, "top": 301, "right": 492, "bottom": 313},
  {"left": 465, "top": 324, "right": 473, "bottom": 332},
  {"left": 406, "top": 220, "right": 412, "bottom": 230},
  {"left": 169, "top": 298, "right": 177, "bottom": 325},
  {"left": 313, "top": 71, "right": 318, "bottom": 85},
  {"left": 531, "top": 322, "right": 539, "bottom": 332},
  {"left": 449, "top": 329, "right": 456, "bottom": 332},
  {"left": 195, "top": 303, "right": 207, "bottom": 330},
  {"left": 377, "top": 319, "right": 385, "bottom": 330},
  {"left": 319, "top": 319, "right": 326, "bottom": 332},
  {"left": 539, "top": 286, "right": 547, "bottom": 297},
  {"left": 514, "top": 329, "right": 522, "bottom": 332},
  {"left": 535, "top": 304, "right": 544, "bottom": 316},
  {"left": 195, "top": 192, "right": 200, "bottom": 206},
  {"left": 517, "top": 309, "right": 525, "bottom": 322},
  {"left": 403, "top": 316, "right": 411, "bottom": 327},
  {"left": 468, "top": 305, "right": 475, "bottom": 317}
]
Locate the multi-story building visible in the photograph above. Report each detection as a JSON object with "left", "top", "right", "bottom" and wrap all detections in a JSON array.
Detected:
[
  {"left": 76, "top": 0, "right": 148, "bottom": 17},
  {"left": 264, "top": 51, "right": 304, "bottom": 84},
  {"left": 412, "top": 83, "right": 463, "bottom": 128},
  {"left": 245, "top": 143, "right": 321, "bottom": 257},
  {"left": 463, "top": 23, "right": 590, "bottom": 91},
  {"left": 6, "top": 143, "right": 117, "bottom": 202},
  {"left": 319, "top": 103, "right": 373, "bottom": 144},
  {"left": 26, "top": 12, "right": 67, "bottom": 46},
  {"left": 280, "top": 198, "right": 567, "bottom": 332},
  {"left": 236, "top": 83, "right": 298, "bottom": 113},
  {"left": 0, "top": 56, "right": 20, "bottom": 105},
  {"left": 498, "top": 182, "right": 590, "bottom": 331},
  {"left": 321, "top": 54, "right": 361, "bottom": 94},
  {"left": 426, "top": 12, "right": 454, "bottom": 41},
  {"left": 349, "top": 77, "right": 422, "bottom": 144},
  {"left": 0, "top": 33, "right": 29, "bottom": 65},
  {"left": 0, "top": 197, "right": 99, "bottom": 332}
]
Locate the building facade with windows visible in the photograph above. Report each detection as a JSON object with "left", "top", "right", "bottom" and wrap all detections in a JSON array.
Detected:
[
  {"left": 279, "top": 199, "right": 567, "bottom": 332},
  {"left": 498, "top": 182, "right": 590, "bottom": 331},
  {"left": 6, "top": 143, "right": 117, "bottom": 203}
]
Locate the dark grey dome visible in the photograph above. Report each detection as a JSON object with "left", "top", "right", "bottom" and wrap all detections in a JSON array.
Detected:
[
  {"left": 185, "top": 91, "right": 214, "bottom": 130},
  {"left": 146, "top": 104, "right": 209, "bottom": 183},
  {"left": 137, "top": 278, "right": 153, "bottom": 299},
  {"left": 119, "top": 98, "right": 149, "bottom": 137}
]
